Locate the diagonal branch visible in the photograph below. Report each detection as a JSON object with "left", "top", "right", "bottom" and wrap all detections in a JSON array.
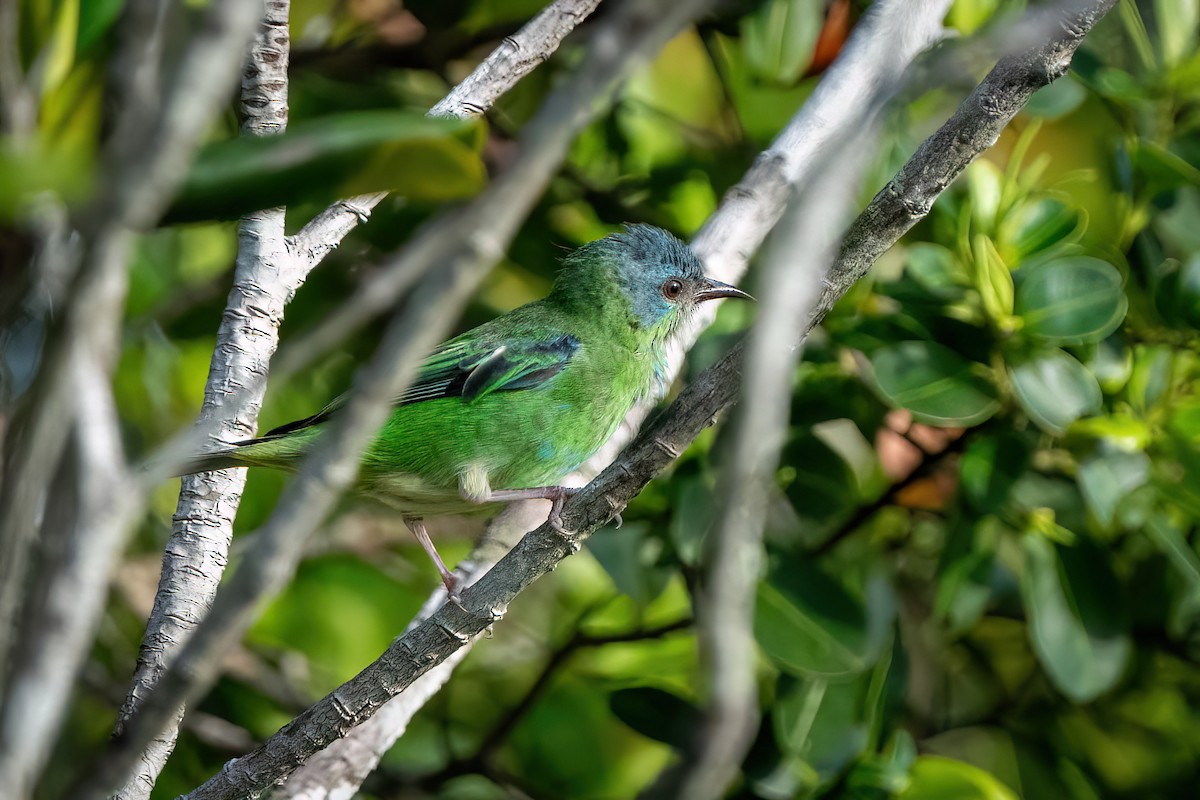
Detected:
[{"left": 164, "top": 2, "right": 1117, "bottom": 798}]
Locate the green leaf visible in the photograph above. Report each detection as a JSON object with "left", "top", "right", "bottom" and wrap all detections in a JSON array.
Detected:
[
  {"left": 1127, "top": 344, "right": 1174, "bottom": 413},
  {"left": 972, "top": 235, "right": 1015, "bottom": 323},
  {"left": 1077, "top": 451, "right": 1151, "bottom": 529},
  {"left": 1154, "top": 255, "right": 1200, "bottom": 329},
  {"left": 1023, "top": 75, "right": 1088, "bottom": 119},
  {"left": 1020, "top": 537, "right": 1131, "bottom": 703},
  {"left": 960, "top": 433, "right": 1032, "bottom": 513},
  {"left": 998, "top": 197, "right": 1085, "bottom": 258},
  {"left": 166, "top": 111, "right": 485, "bottom": 223},
  {"left": 1014, "top": 257, "right": 1127, "bottom": 344},
  {"left": 899, "top": 756, "right": 1019, "bottom": 800},
  {"left": 906, "top": 243, "right": 969, "bottom": 297},
  {"left": 870, "top": 342, "right": 1000, "bottom": 427},
  {"left": 668, "top": 476, "right": 713, "bottom": 567},
  {"left": 587, "top": 522, "right": 671, "bottom": 608},
  {"left": 609, "top": 687, "right": 701, "bottom": 749},
  {"left": 31, "top": 0, "right": 78, "bottom": 98},
  {"left": 754, "top": 560, "right": 894, "bottom": 678},
  {"left": 740, "top": 0, "right": 823, "bottom": 85},
  {"left": 1009, "top": 349, "right": 1102, "bottom": 434}
]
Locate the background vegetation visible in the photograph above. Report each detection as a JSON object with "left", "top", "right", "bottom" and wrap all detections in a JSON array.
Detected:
[{"left": 2, "top": 0, "right": 1199, "bottom": 798}]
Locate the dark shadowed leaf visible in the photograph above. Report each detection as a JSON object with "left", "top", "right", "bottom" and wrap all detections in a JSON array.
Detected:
[
  {"left": 1015, "top": 257, "right": 1126, "bottom": 344},
  {"left": 165, "top": 111, "right": 485, "bottom": 223},
  {"left": 587, "top": 522, "right": 672, "bottom": 608},
  {"left": 1021, "top": 537, "right": 1131, "bottom": 703},
  {"left": 609, "top": 687, "right": 701, "bottom": 749},
  {"left": 755, "top": 558, "right": 894, "bottom": 678},
  {"left": 960, "top": 433, "right": 1033, "bottom": 513},
  {"left": 1009, "top": 348, "right": 1102, "bottom": 434},
  {"left": 870, "top": 342, "right": 1000, "bottom": 427}
]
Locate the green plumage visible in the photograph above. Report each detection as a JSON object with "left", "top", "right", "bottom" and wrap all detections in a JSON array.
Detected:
[{"left": 183, "top": 224, "right": 749, "bottom": 532}]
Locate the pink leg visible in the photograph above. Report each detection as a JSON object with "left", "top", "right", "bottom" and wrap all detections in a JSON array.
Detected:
[
  {"left": 484, "top": 486, "right": 578, "bottom": 532},
  {"left": 404, "top": 516, "right": 464, "bottom": 608}
]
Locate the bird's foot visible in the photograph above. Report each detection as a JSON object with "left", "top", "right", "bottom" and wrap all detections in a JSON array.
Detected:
[
  {"left": 547, "top": 486, "right": 579, "bottom": 534},
  {"left": 442, "top": 574, "right": 466, "bottom": 610}
]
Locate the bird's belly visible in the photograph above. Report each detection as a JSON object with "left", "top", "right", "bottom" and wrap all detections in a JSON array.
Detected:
[{"left": 359, "top": 472, "right": 492, "bottom": 517}]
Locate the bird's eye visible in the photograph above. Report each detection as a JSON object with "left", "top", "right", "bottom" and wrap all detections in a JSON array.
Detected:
[{"left": 661, "top": 279, "right": 684, "bottom": 301}]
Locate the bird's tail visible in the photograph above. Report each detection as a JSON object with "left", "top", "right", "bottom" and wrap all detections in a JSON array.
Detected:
[
  {"left": 176, "top": 448, "right": 247, "bottom": 476},
  {"left": 174, "top": 435, "right": 300, "bottom": 477}
]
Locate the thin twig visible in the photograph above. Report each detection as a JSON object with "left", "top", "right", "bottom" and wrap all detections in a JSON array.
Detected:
[{"left": 153, "top": 4, "right": 1117, "bottom": 798}]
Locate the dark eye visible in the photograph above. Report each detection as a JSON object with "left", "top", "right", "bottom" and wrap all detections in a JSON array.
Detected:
[{"left": 661, "top": 279, "right": 684, "bottom": 300}]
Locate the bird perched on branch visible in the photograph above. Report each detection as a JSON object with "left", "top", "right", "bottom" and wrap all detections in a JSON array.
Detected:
[{"left": 181, "top": 224, "right": 751, "bottom": 602}]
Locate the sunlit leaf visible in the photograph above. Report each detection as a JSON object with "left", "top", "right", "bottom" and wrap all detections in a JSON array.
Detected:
[
  {"left": 1009, "top": 348, "right": 1102, "bottom": 434},
  {"left": 165, "top": 111, "right": 485, "bottom": 223},
  {"left": 740, "top": 0, "right": 823, "bottom": 85},
  {"left": 1021, "top": 537, "right": 1131, "bottom": 702},
  {"left": 999, "top": 197, "right": 1085, "bottom": 258},
  {"left": 1014, "top": 256, "right": 1126, "bottom": 344},
  {"left": 870, "top": 342, "right": 1000, "bottom": 427},
  {"left": 899, "top": 756, "right": 1020, "bottom": 800}
]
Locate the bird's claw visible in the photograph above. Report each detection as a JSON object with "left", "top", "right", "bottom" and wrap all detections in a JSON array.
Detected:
[{"left": 442, "top": 575, "right": 466, "bottom": 610}]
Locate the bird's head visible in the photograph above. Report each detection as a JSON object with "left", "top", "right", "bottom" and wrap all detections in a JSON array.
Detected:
[{"left": 555, "top": 224, "right": 752, "bottom": 336}]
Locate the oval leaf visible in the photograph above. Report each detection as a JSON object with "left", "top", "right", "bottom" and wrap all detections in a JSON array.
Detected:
[
  {"left": 609, "top": 687, "right": 700, "bottom": 749},
  {"left": 754, "top": 560, "right": 894, "bottom": 678},
  {"left": 1009, "top": 349, "right": 1102, "bottom": 434},
  {"left": 1021, "top": 537, "right": 1131, "bottom": 703},
  {"left": 1015, "top": 256, "right": 1127, "bottom": 344},
  {"left": 166, "top": 111, "right": 485, "bottom": 223},
  {"left": 900, "top": 756, "right": 1019, "bottom": 800},
  {"left": 870, "top": 342, "right": 1000, "bottom": 427}
]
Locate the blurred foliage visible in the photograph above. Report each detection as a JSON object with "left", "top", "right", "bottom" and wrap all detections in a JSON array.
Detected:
[{"left": 5, "top": 0, "right": 1200, "bottom": 798}]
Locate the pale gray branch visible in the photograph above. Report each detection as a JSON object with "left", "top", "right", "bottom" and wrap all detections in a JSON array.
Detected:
[
  {"left": 151, "top": 4, "right": 1117, "bottom": 799},
  {"left": 110, "top": 3, "right": 294, "bottom": 799}
]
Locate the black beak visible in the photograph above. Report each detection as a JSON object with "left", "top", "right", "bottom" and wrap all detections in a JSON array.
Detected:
[{"left": 696, "top": 277, "right": 754, "bottom": 303}]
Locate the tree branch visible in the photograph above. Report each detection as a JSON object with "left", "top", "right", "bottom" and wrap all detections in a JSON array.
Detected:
[
  {"left": 156, "top": 3, "right": 1116, "bottom": 798},
  {"left": 110, "top": 3, "right": 294, "bottom": 799}
]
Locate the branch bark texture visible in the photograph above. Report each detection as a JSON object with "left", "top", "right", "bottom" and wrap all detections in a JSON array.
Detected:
[
  {"left": 165, "top": 3, "right": 1116, "bottom": 798},
  {"left": 112, "top": 4, "right": 294, "bottom": 799}
]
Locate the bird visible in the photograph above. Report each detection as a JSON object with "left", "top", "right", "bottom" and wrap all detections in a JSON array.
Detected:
[{"left": 180, "top": 224, "right": 751, "bottom": 602}]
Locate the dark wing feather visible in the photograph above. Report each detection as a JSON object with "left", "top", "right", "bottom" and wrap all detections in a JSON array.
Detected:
[{"left": 261, "top": 334, "right": 579, "bottom": 438}]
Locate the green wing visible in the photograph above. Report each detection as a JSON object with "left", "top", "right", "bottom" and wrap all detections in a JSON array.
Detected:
[{"left": 260, "top": 333, "right": 579, "bottom": 439}]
